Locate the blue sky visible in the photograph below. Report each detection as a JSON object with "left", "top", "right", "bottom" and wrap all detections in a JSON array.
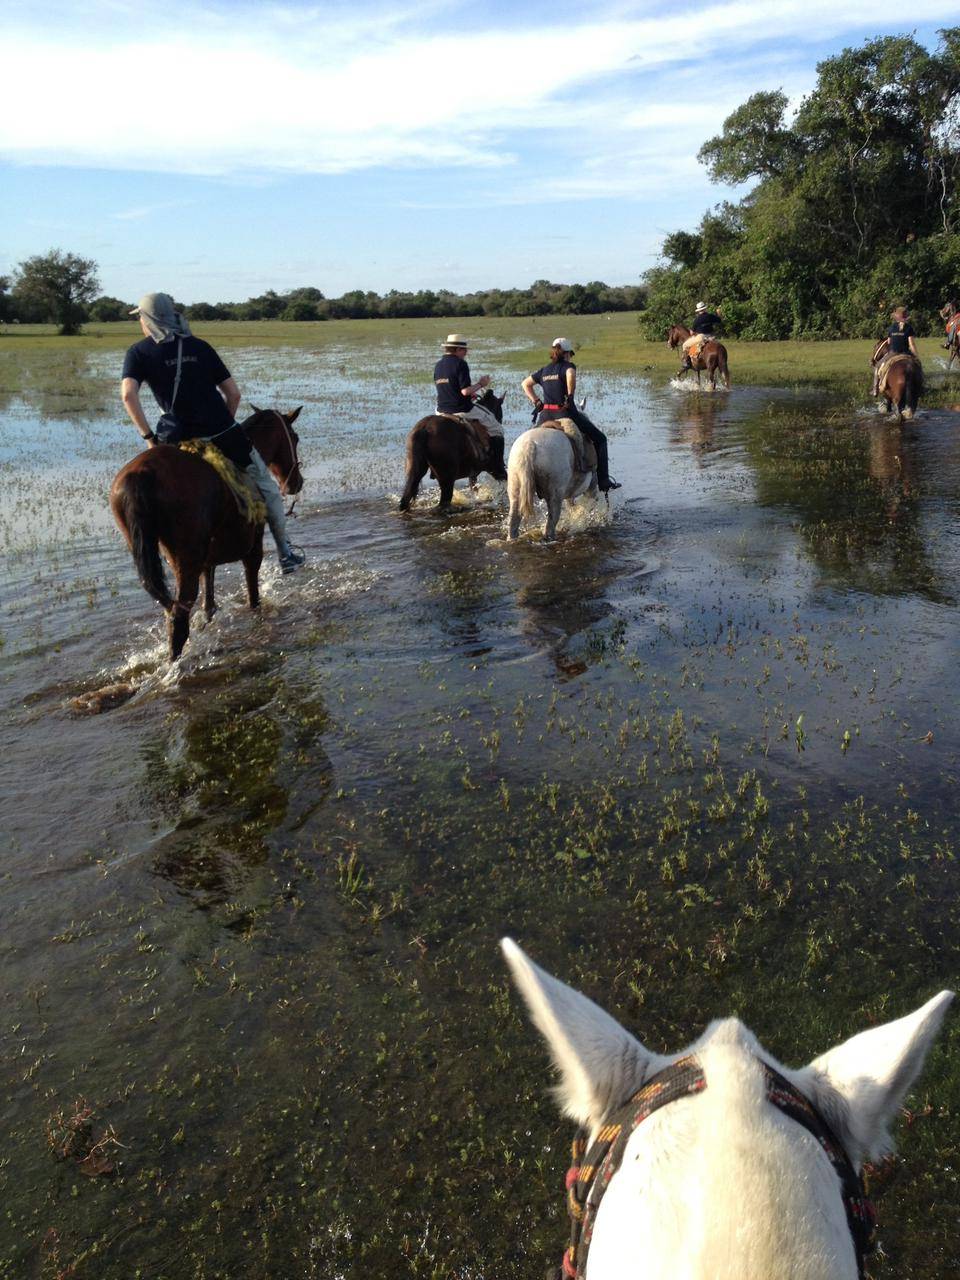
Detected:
[{"left": 1, "top": 1, "right": 955, "bottom": 303}]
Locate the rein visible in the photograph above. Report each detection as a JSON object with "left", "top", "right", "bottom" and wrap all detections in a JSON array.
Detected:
[{"left": 555, "top": 1055, "right": 875, "bottom": 1280}]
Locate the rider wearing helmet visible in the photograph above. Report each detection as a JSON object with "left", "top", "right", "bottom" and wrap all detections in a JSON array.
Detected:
[{"left": 522, "top": 339, "right": 620, "bottom": 492}]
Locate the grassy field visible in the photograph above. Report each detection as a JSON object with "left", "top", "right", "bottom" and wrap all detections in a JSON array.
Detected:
[{"left": 2, "top": 313, "right": 956, "bottom": 398}]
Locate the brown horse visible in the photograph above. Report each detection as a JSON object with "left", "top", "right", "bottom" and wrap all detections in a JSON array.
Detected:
[
  {"left": 399, "top": 389, "right": 507, "bottom": 510},
  {"left": 667, "top": 325, "right": 731, "bottom": 390},
  {"left": 947, "top": 330, "right": 960, "bottom": 371},
  {"left": 110, "top": 407, "right": 304, "bottom": 660},
  {"left": 871, "top": 341, "right": 923, "bottom": 420}
]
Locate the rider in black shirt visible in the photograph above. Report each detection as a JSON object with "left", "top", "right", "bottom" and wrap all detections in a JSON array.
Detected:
[
  {"left": 681, "top": 302, "right": 722, "bottom": 368},
  {"left": 121, "top": 292, "right": 305, "bottom": 572}
]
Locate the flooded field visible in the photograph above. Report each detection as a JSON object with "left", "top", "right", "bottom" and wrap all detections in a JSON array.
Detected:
[{"left": 2, "top": 334, "right": 960, "bottom": 1278}]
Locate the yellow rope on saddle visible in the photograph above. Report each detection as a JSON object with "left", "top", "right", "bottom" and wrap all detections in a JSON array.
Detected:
[{"left": 179, "top": 439, "right": 267, "bottom": 525}]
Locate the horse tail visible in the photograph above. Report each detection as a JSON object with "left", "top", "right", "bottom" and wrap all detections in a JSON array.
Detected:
[
  {"left": 400, "top": 426, "right": 430, "bottom": 511},
  {"left": 721, "top": 347, "right": 732, "bottom": 388},
  {"left": 516, "top": 439, "right": 537, "bottom": 518},
  {"left": 119, "top": 470, "right": 172, "bottom": 609}
]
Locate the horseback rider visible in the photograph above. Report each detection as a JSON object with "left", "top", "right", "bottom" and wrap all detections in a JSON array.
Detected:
[
  {"left": 872, "top": 305, "right": 920, "bottom": 397},
  {"left": 521, "top": 339, "right": 620, "bottom": 492},
  {"left": 432, "top": 334, "right": 506, "bottom": 474},
  {"left": 940, "top": 298, "right": 960, "bottom": 349},
  {"left": 681, "top": 302, "right": 722, "bottom": 368},
  {"left": 120, "top": 293, "right": 305, "bottom": 573}
]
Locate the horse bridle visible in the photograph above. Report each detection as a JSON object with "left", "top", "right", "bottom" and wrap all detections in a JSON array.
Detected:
[
  {"left": 269, "top": 409, "right": 302, "bottom": 515},
  {"left": 555, "top": 1054, "right": 876, "bottom": 1280}
]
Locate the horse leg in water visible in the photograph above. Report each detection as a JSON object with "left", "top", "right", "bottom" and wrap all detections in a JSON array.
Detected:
[
  {"left": 202, "top": 567, "right": 217, "bottom": 621},
  {"left": 243, "top": 539, "right": 263, "bottom": 609},
  {"left": 400, "top": 429, "right": 431, "bottom": 511},
  {"left": 169, "top": 563, "right": 200, "bottom": 660},
  {"left": 437, "top": 472, "right": 455, "bottom": 508},
  {"left": 543, "top": 492, "right": 563, "bottom": 542}
]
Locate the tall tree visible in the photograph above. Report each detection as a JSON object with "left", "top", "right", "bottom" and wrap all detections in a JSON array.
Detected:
[{"left": 13, "top": 250, "right": 100, "bottom": 335}]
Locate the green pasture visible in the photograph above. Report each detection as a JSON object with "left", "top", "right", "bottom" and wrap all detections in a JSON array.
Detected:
[{"left": 2, "top": 314, "right": 955, "bottom": 401}]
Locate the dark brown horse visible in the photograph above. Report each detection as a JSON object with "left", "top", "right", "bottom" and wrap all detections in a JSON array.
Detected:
[
  {"left": 110, "top": 407, "right": 304, "bottom": 659},
  {"left": 871, "top": 342, "right": 923, "bottom": 420},
  {"left": 667, "top": 325, "right": 731, "bottom": 390},
  {"left": 399, "top": 389, "right": 507, "bottom": 510}
]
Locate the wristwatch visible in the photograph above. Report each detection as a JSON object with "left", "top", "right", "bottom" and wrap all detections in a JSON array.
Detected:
[{"left": 141, "top": 430, "right": 157, "bottom": 442}]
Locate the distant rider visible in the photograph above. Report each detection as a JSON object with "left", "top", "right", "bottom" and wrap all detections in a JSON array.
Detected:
[
  {"left": 521, "top": 338, "right": 620, "bottom": 492},
  {"left": 940, "top": 298, "right": 960, "bottom": 349},
  {"left": 871, "top": 305, "right": 920, "bottom": 397},
  {"left": 120, "top": 292, "right": 305, "bottom": 573},
  {"left": 681, "top": 302, "right": 722, "bottom": 368},
  {"left": 432, "top": 333, "right": 506, "bottom": 474}
]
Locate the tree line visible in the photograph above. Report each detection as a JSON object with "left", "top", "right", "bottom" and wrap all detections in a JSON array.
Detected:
[
  {"left": 640, "top": 27, "right": 960, "bottom": 339},
  {"left": 0, "top": 262, "right": 645, "bottom": 334}
]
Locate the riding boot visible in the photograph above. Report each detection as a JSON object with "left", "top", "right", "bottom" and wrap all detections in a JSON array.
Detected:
[
  {"left": 487, "top": 435, "right": 507, "bottom": 481},
  {"left": 593, "top": 435, "right": 621, "bottom": 491},
  {"left": 680, "top": 354, "right": 693, "bottom": 370}
]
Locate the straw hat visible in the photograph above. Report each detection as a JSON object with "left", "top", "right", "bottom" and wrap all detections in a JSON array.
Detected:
[
  {"left": 441, "top": 333, "right": 469, "bottom": 348},
  {"left": 695, "top": 301, "right": 707, "bottom": 313}
]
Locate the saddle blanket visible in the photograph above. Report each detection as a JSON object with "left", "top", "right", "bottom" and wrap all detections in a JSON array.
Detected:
[
  {"left": 537, "top": 417, "right": 597, "bottom": 473},
  {"left": 682, "top": 333, "right": 714, "bottom": 355},
  {"left": 179, "top": 438, "right": 267, "bottom": 525}
]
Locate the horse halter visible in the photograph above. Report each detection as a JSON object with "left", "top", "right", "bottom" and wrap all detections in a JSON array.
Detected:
[{"left": 555, "top": 1054, "right": 876, "bottom": 1280}]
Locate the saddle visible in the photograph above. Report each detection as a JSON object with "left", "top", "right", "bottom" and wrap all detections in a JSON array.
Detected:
[
  {"left": 179, "top": 438, "right": 267, "bottom": 525},
  {"left": 539, "top": 417, "right": 596, "bottom": 474},
  {"left": 438, "top": 413, "right": 491, "bottom": 468}
]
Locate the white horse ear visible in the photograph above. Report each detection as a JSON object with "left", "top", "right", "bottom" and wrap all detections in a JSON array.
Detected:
[
  {"left": 501, "top": 938, "right": 665, "bottom": 1130},
  {"left": 803, "top": 990, "right": 953, "bottom": 1166}
]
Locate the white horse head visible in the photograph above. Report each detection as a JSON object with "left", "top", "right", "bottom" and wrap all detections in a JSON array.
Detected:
[
  {"left": 502, "top": 938, "right": 952, "bottom": 1280},
  {"left": 507, "top": 425, "right": 596, "bottom": 541}
]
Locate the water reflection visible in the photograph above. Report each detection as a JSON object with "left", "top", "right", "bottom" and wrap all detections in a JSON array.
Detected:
[
  {"left": 666, "top": 394, "right": 721, "bottom": 462},
  {"left": 143, "top": 669, "right": 332, "bottom": 904},
  {"left": 743, "top": 411, "right": 950, "bottom": 602}
]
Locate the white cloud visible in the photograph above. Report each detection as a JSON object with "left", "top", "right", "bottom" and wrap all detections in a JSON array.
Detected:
[{"left": 1, "top": 0, "right": 955, "bottom": 187}]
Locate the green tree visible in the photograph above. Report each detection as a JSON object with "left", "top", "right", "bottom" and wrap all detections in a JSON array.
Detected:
[
  {"left": 643, "top": 28, "right": 960, "bottom": 339},
  {"left": 89, "top": 295, "right": 132, "bottom": 322},
  {"left": 13, "top": 250, "right": 100, "bottom": 334}
]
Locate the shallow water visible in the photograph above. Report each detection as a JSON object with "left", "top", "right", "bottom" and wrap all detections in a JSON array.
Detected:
[{"left": 2, "top": 342, "right": 960, "bottom": 1278}]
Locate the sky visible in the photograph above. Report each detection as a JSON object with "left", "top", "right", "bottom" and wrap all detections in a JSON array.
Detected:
[{"left": 1, "top": 0, "right": 956, "bottom": 303}]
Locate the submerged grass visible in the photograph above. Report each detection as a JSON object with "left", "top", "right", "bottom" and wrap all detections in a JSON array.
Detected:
[{"left": 1, "top": 343, "right": 959, "bottom": 1278}]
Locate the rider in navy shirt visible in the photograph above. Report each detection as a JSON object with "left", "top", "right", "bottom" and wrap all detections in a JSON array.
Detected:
[
  {"left": 434, "top": 351, "right": 474, "bottom": 415},
  {"left": 522, "top": 339, "right": 620, "bottom": 491},
  {"left": 431, "top": 334, "right": 505, "bottom": 475},
  {"left": 691, "top": 306, "right": 722, "bottom": 335},
  {"left": 871, "top": 306, "right": 920, "bottom": 397}
]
